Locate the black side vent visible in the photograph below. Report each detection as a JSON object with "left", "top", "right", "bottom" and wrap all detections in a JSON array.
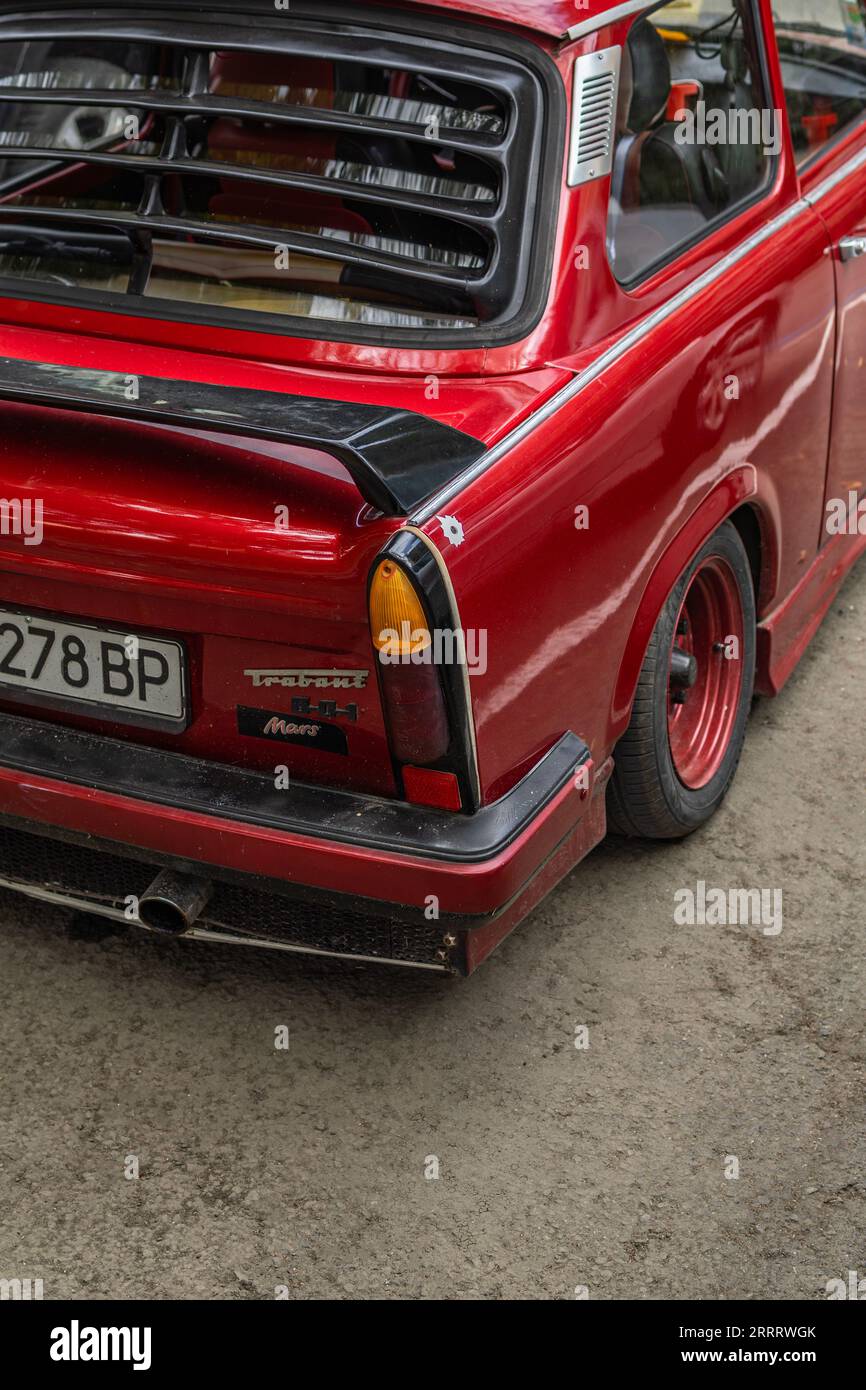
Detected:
[{"left": 0, "top": 4, "right": 560, "bottom": 344}]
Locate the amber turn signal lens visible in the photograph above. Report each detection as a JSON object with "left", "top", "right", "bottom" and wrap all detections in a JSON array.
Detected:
[{"left": 369, "top": 560, "right": 431, "bottom": 655}]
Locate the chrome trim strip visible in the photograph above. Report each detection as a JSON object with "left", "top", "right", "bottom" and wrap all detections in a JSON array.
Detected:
[
  {"left": 803, "top": 142, "right": 866, "bottom": 206},
  {"left": 411, "top": 198, "right": 809, "bottom": 525},
  {"left": 0, "top": 876, "right": 126, "bottom": 921},
  {"left": 565, "top": 0, "right": 653, "bottom": 42},
  {"left": 185, "top": 925, "right": 449, "bottom": 972},
  {"left": 0, "top": 876, "right": 449, "bottom": 971}
]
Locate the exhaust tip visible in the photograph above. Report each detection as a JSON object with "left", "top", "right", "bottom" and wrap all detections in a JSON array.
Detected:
[
  {"left": 137, "top": 896, "right": 190, "bottom": 936},
  {"left": 138, "top": 870, "right": 213, "bottom": 936}
]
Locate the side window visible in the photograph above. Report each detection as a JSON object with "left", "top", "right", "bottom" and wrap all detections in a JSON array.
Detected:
[
  {"left": 607, "top": 2, "right": 774, "bottom": 284},
  {"left": 772, "top": 0, "right": 866, "bottom": 166}
]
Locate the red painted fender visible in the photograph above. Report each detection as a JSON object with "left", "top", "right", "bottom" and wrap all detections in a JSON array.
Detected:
[{"left": 611, "top": 465, "right": 758, "bottom": 734}]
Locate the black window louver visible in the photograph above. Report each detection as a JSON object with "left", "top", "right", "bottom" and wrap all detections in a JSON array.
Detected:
[{"left": 0, "top": 4, "right": 561, "bottom": 346}]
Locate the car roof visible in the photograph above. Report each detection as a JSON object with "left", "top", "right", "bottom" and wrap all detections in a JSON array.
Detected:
[{"left": 385, "top": 0, "right": 593, "bottom": 39}]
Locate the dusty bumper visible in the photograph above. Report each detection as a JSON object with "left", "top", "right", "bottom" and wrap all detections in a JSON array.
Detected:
[{"left": 0, "top": 713, "right": 607, "bottom": 972}]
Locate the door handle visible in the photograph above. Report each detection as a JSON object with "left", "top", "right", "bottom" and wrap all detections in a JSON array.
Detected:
[{"left": 838, "top": 235, "right": 866, "bottom": 262}]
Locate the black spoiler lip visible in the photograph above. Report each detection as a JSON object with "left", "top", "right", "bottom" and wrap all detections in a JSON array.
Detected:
[{"left": 0, "top": 356, "right": 486, "bottom": 517}]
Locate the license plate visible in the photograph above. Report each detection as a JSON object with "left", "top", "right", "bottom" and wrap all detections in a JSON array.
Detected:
[{"left": 0, "top": 607, "right": 187, "bottom": 731}]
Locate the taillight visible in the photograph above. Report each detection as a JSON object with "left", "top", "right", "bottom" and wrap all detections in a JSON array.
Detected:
[
  {"left": 369, "top": 559, "right": 451, "bottom": 768},
  {"left": 369, "top": 532, "right": 479, "bottom": 814}
]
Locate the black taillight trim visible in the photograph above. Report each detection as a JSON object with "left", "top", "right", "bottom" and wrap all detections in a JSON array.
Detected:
[{"left": 372, "top": 528, "right": 480, "bottom": 813}]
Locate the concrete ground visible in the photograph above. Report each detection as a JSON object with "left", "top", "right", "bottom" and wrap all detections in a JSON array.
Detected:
[{"left": 1, "top": 561, "right": 864, "bottom": 1302}]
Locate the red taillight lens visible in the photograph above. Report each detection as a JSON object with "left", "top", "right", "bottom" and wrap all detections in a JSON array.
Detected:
[
  {"left": 369, "top": 558, "right": 451, "bottom": 769},
  {"left": 402, "top": 766, "right": 462, "bottom": 811},
  {"left": 378, "top": 661, "right": 451, "bottom": 765}
]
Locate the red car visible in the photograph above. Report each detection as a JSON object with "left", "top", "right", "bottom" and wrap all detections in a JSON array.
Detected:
[{"left": 0, "top": 0, "right": 864, "bottom": 974}]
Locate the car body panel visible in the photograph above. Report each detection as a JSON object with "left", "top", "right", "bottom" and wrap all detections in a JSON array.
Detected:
[
  {"left": 418, "top": 202, "right": 837, "bottom": 799},
  {"left": 386, "top": 0, "right": 589, "bottom": 39},
  {"left": 0, "top": 322, "right": 572, "bottom": 445},
  {"left": 800, "top": 136, "right": 866, "bottom": 534}
]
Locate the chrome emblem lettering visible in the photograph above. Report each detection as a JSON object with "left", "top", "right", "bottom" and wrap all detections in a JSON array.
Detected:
[
  {"left": 263, "top": 717, "right": 320, "bottom": 738},
  {"left": 245, "top": 668, "right": 368, "bottom": 691}
]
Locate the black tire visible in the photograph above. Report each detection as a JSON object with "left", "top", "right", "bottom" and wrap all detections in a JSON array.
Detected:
[{"left": 607, "top": 520, "right": 756, "bottom": 839}]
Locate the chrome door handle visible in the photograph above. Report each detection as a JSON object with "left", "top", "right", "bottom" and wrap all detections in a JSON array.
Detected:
[{"left": 838, "top": 235, "right": 866, "bottom": 262}]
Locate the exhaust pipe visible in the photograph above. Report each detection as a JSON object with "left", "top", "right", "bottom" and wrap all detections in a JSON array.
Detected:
[{"left": 138, "top": 870, "right": 213, "bottom": 936}]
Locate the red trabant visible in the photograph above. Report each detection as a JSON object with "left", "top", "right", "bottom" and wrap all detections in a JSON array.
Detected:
[{"left": 0, "top": 0, "right": 864, "bottom": 973}]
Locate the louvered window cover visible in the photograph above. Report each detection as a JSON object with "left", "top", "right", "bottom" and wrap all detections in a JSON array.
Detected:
[{"left": 0, "top": 3, "right": 563, "bottom": 346}]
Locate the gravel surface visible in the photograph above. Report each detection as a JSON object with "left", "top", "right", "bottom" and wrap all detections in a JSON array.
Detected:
[{"left": 1, "top": 561, "right": 864, "bottom": 1302}]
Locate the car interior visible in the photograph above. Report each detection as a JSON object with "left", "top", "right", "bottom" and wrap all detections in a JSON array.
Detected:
[
  {"left": 607, "top": 1, "right": 771, "bottom": 283},
  {"left": 0, "top": 36, "right": 511, "bottom": 330}
]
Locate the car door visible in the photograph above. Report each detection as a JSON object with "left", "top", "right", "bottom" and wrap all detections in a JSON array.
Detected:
[{"left": 770, "top": 0, "right": 866, "bottom": 536}]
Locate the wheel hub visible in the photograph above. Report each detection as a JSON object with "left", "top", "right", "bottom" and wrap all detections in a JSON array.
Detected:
[{"left": 667, "top": 557, "right": 745, "bottom": 789}]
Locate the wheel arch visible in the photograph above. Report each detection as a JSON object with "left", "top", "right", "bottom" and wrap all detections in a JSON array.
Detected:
[
  {"left": 610, "top": 465, "right": 764, "bottom": 739},
  {"left": 727, "top": 492, "right": 781, "bottom": 618}
]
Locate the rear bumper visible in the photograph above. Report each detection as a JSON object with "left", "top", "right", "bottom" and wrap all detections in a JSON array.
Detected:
[{"left": 0, "top": 713, "right": 607, "bottom": 971}]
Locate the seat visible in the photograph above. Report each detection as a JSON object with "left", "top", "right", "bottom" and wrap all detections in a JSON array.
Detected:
[
  {"left": 608, "top": 20, "right": 722, "bottom": 279},
  {"left": 713, "top": 33, "right": 766, "bottom": 203}
]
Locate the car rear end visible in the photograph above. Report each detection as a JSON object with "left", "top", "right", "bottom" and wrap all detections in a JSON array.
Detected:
[{"left": 0, "top": 0, "right": 597, "bottom": 974}]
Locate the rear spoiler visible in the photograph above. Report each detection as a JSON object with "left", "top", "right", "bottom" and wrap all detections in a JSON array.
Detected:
[{"left": 0, "top": 357, "right": 486, "bottom": 517}]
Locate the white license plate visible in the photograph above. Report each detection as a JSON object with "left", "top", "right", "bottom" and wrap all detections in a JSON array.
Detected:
[{"left": 0, "top": 608, "right": 187, "bottom": 728}]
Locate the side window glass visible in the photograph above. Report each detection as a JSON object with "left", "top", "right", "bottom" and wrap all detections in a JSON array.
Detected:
[
  {"left": 772, "top": 0, "right": 866, "bottom": 165},
  {"left": 607, "top": 2, "right": 774, "bottom": 284}
]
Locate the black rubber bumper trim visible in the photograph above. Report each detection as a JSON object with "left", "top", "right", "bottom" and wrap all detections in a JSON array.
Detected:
[
  {"left": 0, "top": 713, "right": 588, "bottom": 865},
  {"left": 0, "top": 357, "right": 486, "bottom": 517}
]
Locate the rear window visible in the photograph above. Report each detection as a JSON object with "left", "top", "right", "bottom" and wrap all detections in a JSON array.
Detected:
[{"left": 0, "top": 10, "right": 560, "bottom": 345}]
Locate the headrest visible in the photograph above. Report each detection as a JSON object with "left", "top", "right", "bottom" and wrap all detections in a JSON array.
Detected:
[{"left": 626, "top": 19, "right": 671, "bottom": 132}]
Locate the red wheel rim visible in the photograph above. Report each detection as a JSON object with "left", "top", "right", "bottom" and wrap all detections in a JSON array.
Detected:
[{"left": 667, "top": 556, "right": 744, "bottom": 790}]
